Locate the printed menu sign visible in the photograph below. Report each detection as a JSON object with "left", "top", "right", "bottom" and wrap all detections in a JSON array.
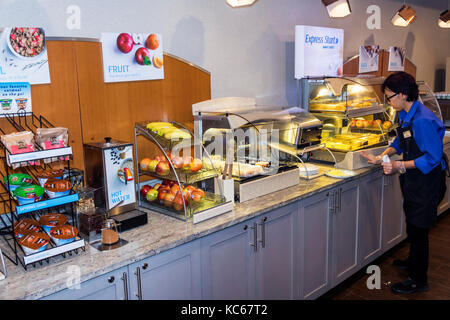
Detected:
[
  {"left": 0, "top": 82, "right": 31, "bottom": 117},
  {"left": 359, "top": 45, "right": 380, "bottom": 73},
  {"left": 101, "top": 32, "right": 164, "bottom": 83},
  {"left": 0, "top": 27, "right": 50, "bottom": 84},
  {"left": 103, "top": 145, "right": 136, "bottom": 210},
  {"left": 295, "top": 25, "right": 344, "bottom": 79},
  {"left": 388, "top": 47, "right": 406, "bottom": 72}
]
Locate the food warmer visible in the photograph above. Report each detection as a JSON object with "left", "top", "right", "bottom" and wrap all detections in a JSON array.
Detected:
[
  {"left": 192, "top": 97, "right": 323, "bottom": 202},
  {"left": 300, "top": 77, "right": 396, "bottom": 169}
]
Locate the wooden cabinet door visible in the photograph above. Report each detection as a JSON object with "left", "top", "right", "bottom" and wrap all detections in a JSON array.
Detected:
[
  {"left": 200, "top": 219, "right": 256, "bottom": 300},
  {"left": 358, "top": 171, "right": 383, "bottom": 266},
  {"left": 297, "top": 190, "right": 332, "bottom": 300},
  {"left": 41, "top": 266, "right": 129, "bottom": 300},
  {"left": 255, "top": 203, "right": 297, "bottom": 300},
  {"left": 128, "top": 240, "right": 201, "bottom": 300},
  {"left": 382, "top": 174, "right": 406, "bottom": 251},
  {"left": 331, "top": 180, "right": 360, "bottom": 287}
]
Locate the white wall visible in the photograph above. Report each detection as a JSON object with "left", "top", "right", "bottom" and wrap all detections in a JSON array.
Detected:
[{"left": 0, "top": 0, "right": 449, "bottom": 105}]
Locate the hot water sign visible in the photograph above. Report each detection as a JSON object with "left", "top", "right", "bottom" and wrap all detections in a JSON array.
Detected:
[{"left": 101, "top": 32, "right": 164, "bottom": 83}]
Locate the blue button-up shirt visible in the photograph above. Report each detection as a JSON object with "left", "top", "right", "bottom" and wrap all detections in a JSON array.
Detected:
[{"left": 390, "top": 100, "right": 446, "bottom": 174}]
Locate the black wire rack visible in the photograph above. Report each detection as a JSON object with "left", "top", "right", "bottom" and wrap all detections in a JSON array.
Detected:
[{"left": 0, "top": 112, "right": 85, "bottom": 270}]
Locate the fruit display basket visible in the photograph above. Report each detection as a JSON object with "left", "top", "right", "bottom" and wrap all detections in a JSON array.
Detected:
[
  {"left": 0, "top": 112, "right": 85, "bottom": 270},
  {"left": 134, "top": 121, "right": 233, "bottom": 224}
]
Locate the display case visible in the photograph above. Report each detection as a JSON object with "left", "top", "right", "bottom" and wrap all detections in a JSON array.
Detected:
[
  {"left": 134, "top": 120, "right": 233, "bottom": 224},
  {"left": 301, "top": 77, "right": 396, "bottom": 169},
  {"left": 0, "top": 112, "right": 85, "bottom": 270},
  {"left": 193, "top": 98, "right": 310, "bottom": 202}
]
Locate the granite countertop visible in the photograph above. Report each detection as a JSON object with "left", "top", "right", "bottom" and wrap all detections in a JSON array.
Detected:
[
  {"left": 3, "top": 136, "right": 450, "bottom": 300},
  {"left": 0, "top": 163, "right": 384, "bottom": 300}
]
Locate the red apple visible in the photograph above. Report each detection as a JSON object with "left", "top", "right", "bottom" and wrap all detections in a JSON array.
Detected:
[
  {"left": 173, "top": 194, "right": 188, "bottom": 212},
  {"left": 170, "top": 184, "right": 183, "bottom": 196},
  {"left": 117, "top": 33, "right": 134, "bottom": 53},
  {"left": 157, "top": 189, "right": 169, "bottom": 205},
  {"left": 182, "top": 156, "right": 193, "bottom": 171},
  {"left": 145, "top": 189, "right": 158, "bottom": 202},
  {"left": 156, "top": 161, "right": 170, "bottom": 176},
  {"left": 185, "top": 185, "right": 196, "bottom": 193},
  {"left": 162, "top": 179, "right": 172, "bottom": 187},
  {"left": 140, "top": 184, "right": 152, "bottom": 197},
  {"left": 135, "top": 47, "right": 151, "bottom": 65},
  {"left": 171, "top": 156, "right": 184, "bottom": 169},
  {"left": 163, "top": 192, "right": 176, "bottom": 208},
  {"left": 191, "top": 190, "right": 205, "bottom": 203},
  {"left": 189, "top": 158, "right": 203, "bottom": 172},
  {"left": 182, "top": 188, "right": 192, "bottom": 200},
  {"left": 155, "top": 156, "right": 165, "bottom": 162}
]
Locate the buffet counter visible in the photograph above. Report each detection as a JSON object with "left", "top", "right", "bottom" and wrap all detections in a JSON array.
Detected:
[{"left": 0, "top": 164, "right": 378, "bottom": 300}]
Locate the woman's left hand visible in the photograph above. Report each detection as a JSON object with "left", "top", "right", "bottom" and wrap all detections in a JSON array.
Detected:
[{"left": 381, "top": 160, "right": 403, "bottom": 175}]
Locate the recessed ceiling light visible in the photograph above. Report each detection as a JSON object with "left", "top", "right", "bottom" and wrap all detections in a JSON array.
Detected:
[
  {"left": 321, "top": 0, "right": 352, "bottom": 18},
  {"left": 226, "top": 0, "right": 257, "bottom": 8},
  {"left": 438, "top": 10, "right": 450, "bottom": 28},
  {"left": 391, "top": 4, "right": 416, "bottom": 27}
]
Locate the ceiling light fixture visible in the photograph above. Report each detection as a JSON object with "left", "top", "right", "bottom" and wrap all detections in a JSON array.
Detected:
[
  {"left": 226, "top": 0, "right": 257, "bottom": 8},
  {"left": 438, "top": 10, "right": 450, "bottom": 28},
  {"left": 391, "top": 4, "right": 416, "bottom": 27},
  {"left": 321, "top": 0, "right": 352, "bottom": 18}
]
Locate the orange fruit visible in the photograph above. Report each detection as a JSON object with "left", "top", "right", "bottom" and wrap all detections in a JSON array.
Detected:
[
  {"left": 140, "top": 158, "right": 151, "bottom": 170},
  {"left": 146, "top": 34, "right": 159, "bottom": 50},
  {"left": 152, "top": 56, "right": 163, "bottom": 68}
]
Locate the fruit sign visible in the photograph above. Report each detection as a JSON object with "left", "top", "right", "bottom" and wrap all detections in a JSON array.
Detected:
[{"left": 100, "top": 32, "right": 164, "bottom": 83}]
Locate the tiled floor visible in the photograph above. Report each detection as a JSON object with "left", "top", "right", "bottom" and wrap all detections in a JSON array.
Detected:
[{"left": 321, "top": 211, "right": 450, "bottom": 300}]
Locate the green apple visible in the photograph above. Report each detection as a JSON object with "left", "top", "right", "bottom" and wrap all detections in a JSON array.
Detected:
[
  {"left": 146, "top": 189, "right": 158, "bottom": 202},
  {"left": 147, "top": 159, "right": 159, "bottom": 172}
]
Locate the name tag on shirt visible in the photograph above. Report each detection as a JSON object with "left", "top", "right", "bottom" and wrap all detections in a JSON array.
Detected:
[{"left": 403, "top": 130, "right": 411, "bottom": 138}]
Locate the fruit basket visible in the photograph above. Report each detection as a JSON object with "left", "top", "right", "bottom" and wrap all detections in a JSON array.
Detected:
[{"left": 134, "top": 121, "right": 233, "bottom": 224}]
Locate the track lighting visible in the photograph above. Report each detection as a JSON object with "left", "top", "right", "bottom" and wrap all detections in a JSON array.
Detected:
[
  {"left": 321, "top": 0, "right": 352, "bottom": 18},
  {"left": 438, "top": 10, "right": 450, "bottom": 28},
  {"left": 391, "top": 4, "right": 416, "bottom": 27}
]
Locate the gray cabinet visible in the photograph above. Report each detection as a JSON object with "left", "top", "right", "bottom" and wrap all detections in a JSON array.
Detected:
[
  {"left": 41, "top": 266, "right": 129, "bottom": 300},
  {"left": 200, "top": 219, "right": 256, "bottom": 299},
  {"left": 200, "top": 203, "right": 297, "bottom": 300},
  {"left": 382, "top": 174, "right": 406, "bottom": 251},
  {"left": 358, "top": 171, "right": 383, "bottom": 266},
  {"left": 330, "top": 180, "right": 360, "bottom": 287},
  {"left": 128, "top": 240, "right": 202, "bottom": 300},
  {"left": 254, "top": 203, "right": 297, "bottom": 299},
  {"left": 297, "top": 190, "right": 332, "bottom": 300}
]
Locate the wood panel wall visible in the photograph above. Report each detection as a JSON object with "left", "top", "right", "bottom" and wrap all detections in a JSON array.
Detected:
[
  {"left": 343, "top": 50, "right": 417, "bottom": 78},
  {"left": 2, "top": 40, "right": 211, "bottom": 173}
]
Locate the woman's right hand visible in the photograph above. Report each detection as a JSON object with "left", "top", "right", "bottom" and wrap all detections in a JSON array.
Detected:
[{"left": 361, "top": 151, "right": 382, "bottom": 165}]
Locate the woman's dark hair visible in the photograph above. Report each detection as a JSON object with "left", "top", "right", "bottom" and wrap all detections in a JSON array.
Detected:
[{"left": 382, "top": 71, "right": 418, "bottom": 102}]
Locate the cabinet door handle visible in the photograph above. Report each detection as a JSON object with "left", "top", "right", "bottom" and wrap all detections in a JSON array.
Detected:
[
  {"left": 337, "top": 188, "right": 342, "bottom": 213},
  {"left": 259, "top": 217, "right": 267, "bottom": 248},
  {"left": 250, "top": 222, "right": 258, "bottom": 252},
  {"left": 136, "top": 267, "right": 143, "bottom": 300},
  {"left": 122, "top": 272, "right": 128, "bottom": 300},
  {"left": 142, "top": 263, "right": 148, "bottom": 270},
  {"left": 108, "top": 276, "right": 115, "bottom": 283},
  {"left": 328, "top": 191, "right": 335, "bottom": 213}
]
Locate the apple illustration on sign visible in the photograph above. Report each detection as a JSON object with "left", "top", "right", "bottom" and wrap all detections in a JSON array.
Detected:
[
  {"left": 117, "top": 33, "right": 134, "bottom": 53},
  {"left": 135, "top": 47, "right": 151, "bottom": 65}
]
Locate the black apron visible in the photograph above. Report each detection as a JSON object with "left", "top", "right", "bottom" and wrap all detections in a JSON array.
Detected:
[{"left": 397, "top": 119, "right": 447, "bottom": 228}]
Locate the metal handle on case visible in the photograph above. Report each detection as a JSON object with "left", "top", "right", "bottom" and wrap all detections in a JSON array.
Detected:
[
  {"left": 122, "top": 272, "right": 129, "bottom": 300},
  {"left": 251, "top": 222, "right": 258, "bottom": 252},
  {"left": 336, "top": 188, "right": 342, "bottom": 213},
  {"left": 259, "top": 217, "right": 267, "bottom": 248},
  {"left": 136, "top": 267, "right": 142, "bottom": 300},
  {"left": 108, "top": 276, "right": 115, "bottom": 283}
]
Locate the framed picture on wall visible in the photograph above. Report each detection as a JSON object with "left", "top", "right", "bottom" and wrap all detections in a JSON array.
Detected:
[
  {"left": 101, "top": 32, "right": 164, "bottom": 83},
  {"left": 358, "top": 45, "right": 380, "bottom": 73},
  {"left": 388, "top": 46, "right": 406, "bottom": 72}
]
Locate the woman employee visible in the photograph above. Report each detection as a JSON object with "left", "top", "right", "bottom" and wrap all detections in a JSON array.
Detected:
[{"left": 361, "top": 71, "right": 447, "bottom": 294}]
